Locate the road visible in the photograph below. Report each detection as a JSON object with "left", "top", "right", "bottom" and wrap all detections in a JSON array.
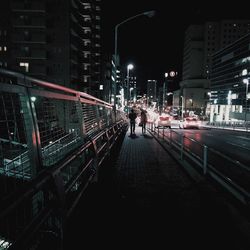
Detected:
[
  {"left": 171, "top": 128, "right": 250, "bottom": 167},
  {"left": 162, "top": 127, "right": 250, "bottom": 193}
]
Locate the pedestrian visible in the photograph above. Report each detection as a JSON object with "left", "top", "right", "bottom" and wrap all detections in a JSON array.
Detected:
[
  {"left": 128, "top": 109, "right": 137, "bottom": 135},
  {"left": 140, "top": 109, "right": 147, "bottom": 134}
]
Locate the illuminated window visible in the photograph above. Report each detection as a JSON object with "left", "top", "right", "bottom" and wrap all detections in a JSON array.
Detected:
[
  {"left": 84, "top": 63, "right": 89, "bottom": 70},
  {"left": 84, "top": 51, "right": 90, "bottom": 59},
  {"left": 84, "top": 27, "right": 91, "bottom": 34},
  {"left": 20, "top": 62, "right": 29, "bottom": 72},
  {"left": 84, "top": 39, "right": 90, "bottom": 46},
  {"left": 84, "top": 75, "right": 88, "bottom": 83},
  {"left": 3, "top": 46, "right": 7, "bottom": 51}
]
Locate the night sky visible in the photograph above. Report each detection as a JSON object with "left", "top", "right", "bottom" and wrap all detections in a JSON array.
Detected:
[{"left": 101, "top": 1, "right": 249, "bottom": 92}]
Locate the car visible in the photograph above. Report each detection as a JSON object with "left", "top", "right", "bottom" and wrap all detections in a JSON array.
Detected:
[
  {"left": 179, "top": 117, "right": 201, "bottom": 129},
  {"left": 155, "top": 115, "right": 172, "bottom": 128}
]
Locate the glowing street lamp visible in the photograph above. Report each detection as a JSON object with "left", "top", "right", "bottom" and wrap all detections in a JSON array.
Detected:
[
  {"left": 113, "top": 11, "right": 155, "bottom": 116},
  {"left": 242, "top": 69, "right": 249, "bottom": 122},
  {"left": 126, "top": 64, "right": 134, "bottom": 112},
  {"left": 180, "top": 95, "right": 184, "bottom": 120},
  {"left": 243, "top": 78, "right": 249, "bottom": 122},
  {"left": 162, "top": 73, "right": 168, "bottom": 112},
  {"left": 129, "top": 87, "right": 134, "bottom": 102}
]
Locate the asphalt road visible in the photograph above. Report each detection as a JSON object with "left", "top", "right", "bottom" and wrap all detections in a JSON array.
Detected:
[{"left": 172, "top": 128, "right": 250, "bottom": 167}]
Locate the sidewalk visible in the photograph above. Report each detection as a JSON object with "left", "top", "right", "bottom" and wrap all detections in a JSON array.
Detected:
[{"left": 64, "top": 126, "right": 250, "bottom": 250}]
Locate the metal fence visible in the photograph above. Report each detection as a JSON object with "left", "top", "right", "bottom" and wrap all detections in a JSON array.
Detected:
[
  {"left": 207, "top": 121, "right": 250, "bottom": 132},
  {"left": 149, "top": 123, "right": 250, "bottom": 207},
  {"left": 0, "top": 69, "right": 127, "bottom": 250}
]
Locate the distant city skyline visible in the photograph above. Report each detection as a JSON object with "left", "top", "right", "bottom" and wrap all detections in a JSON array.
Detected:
[{"left": 101, "top": 1, "right": 250, "bottom": 91}]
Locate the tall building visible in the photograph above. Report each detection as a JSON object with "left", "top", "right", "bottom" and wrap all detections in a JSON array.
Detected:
[
  {"left": 147, "top": 80, "right": 157, "bottom": 107},
  {"left": 180, "top": 25, "right": 209, "bottom": 116},
  {"left": 182, "top": 25, "right": 205, "bottom": 82},
  {"left": 210, "top": 33, "right": 250, "bottom": 122},
  {"left": 0, "top": 0, "right": 101, "bottom": 95},
  {"left": 204, "top": 20, "right": 250, "bottom": 79},
  {"left": 180, "top": 20, "right": 250, "bottom": 116}
]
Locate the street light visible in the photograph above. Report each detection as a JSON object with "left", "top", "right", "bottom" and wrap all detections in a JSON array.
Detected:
[
  {"left": 180, "top": 95, "right": 184, "bottom": 120},
  {"left": 243, "top": 78, "right": 249, "bottom": 122},
  {"left": 127, "top": 64, "right": 134, "bottom": 113},
  {"left": 113, "top": 10, "right": 156, "bottom": 116},
  {"left": 129, "top": 87, "right": 134, "bottom": 102},
  {"left": 162, "top": 73, "right": 168, "bottom": 113}
]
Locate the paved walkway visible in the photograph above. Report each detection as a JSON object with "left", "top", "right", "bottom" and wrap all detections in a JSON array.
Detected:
[{"left": 64, "top": 126, "right": 250, "bottom": 250}]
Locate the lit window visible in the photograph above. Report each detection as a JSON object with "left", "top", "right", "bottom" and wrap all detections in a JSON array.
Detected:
[
  {"left": 20, "top": 62, "right": 29, "bottom": 72},
  {"left": 84, "top": 64, "right": 89, "bottom": 70},
  {"left": 0, "top": 47, "right": 2, "bottom": 51},
  {"left": 84, "top": 28, "right": 91, "bottom": 34},
  {"left": 84, "top": 39, "right": 90, "bottom": 46},
  {"left": 84, "top": 52, "right": 89, "bottom": 59},
  {"left": 242, "top": 69, "right": 248, "bottom": 76},
  {"left": 4, "top": 46, "right": 7, "bottom": 51},
  {"left": 99, "top": 85, "right": 103, "bottom": 90}
]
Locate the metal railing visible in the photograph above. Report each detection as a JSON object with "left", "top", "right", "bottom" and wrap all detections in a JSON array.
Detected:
[
  {"left": 0, "top": 69, "right": 127, "bottom": 250},
  {"left": 149, "top": 123, "right": 250, "bottom": 206},
  {"left": 207, "top": 121, "right": 250, "bottom": 132}
]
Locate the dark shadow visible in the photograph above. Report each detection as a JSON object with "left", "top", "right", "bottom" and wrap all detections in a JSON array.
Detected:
[{"left": 128, "top": 134, "right": 139, "bottom": 139}]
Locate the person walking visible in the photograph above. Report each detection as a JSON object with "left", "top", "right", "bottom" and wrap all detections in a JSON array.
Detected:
[
  {"left": 128, "top": 109, "right": 137, "bottom": 135},
  {"left": 140, "top": 109, "right": 147, "bottom": 134}
]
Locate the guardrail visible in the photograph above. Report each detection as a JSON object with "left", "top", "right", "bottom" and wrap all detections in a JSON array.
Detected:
[
  {"left": 207, "top": 121, "right": 250, "bottom": 132},
  {"left": 148, "top": 123, "right": 250, "bottom": 207},
  {"left": 0, "top": 69, "right": 128, "bottom": 250}
]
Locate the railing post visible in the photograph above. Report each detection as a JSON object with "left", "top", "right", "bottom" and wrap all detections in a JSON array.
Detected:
[
  {"left": 203, "top": 145, "right": 208, "bottom": 175},
  {"left": 76, "top": 94, "right": 86, "bottom": 140},
  {"left": 180, "top": 134, "right": 184, "bottom": 160},
  {"left": 19, "top": 86, "right": 42, "bottom": 177},
  {"left": 169, "top": 129, "right": 172, "bottom": 147}
]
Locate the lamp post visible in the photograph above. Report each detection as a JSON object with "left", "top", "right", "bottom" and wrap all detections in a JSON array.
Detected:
[
  {"left": 127, "top": 64, "right": 134, "bottom": 113},
  {"left": 180, "top": 95, "right": 184, "bottom": 120},
  {"left": 129, "top": 87, "right": 134, "bottom": 102},
  {"left": 113, "top": 10, "right": 155, "bottom": 116},
  {"left": 163, "top": 72, "right": 168, "bottom": 113},
  {"left": 243, "top": 78, "right": 249, "bottom": 122}
]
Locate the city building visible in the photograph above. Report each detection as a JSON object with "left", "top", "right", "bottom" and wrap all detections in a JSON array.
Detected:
[
  {"left": 0, "top": 0, "right": 101, "bottom": 95},
  {"left": 147, "top": 79, "right": 157, "bottom": 108},
  {"left": 204, "top": 20, "right": 250, "bottom": 79},
  {"left": 179, "top": 20, "right": 250, "bottom": 117},
  {"left": 180, "top": 25, "right": 210, "bottom": 116},
  {"left": 210, "top": 33, "right": 250, "bottom": 122}
]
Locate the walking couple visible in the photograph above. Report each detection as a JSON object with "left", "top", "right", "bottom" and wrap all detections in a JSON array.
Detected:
[{"left": 128, "top": 108, "right": 147, "bottom": 136}]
